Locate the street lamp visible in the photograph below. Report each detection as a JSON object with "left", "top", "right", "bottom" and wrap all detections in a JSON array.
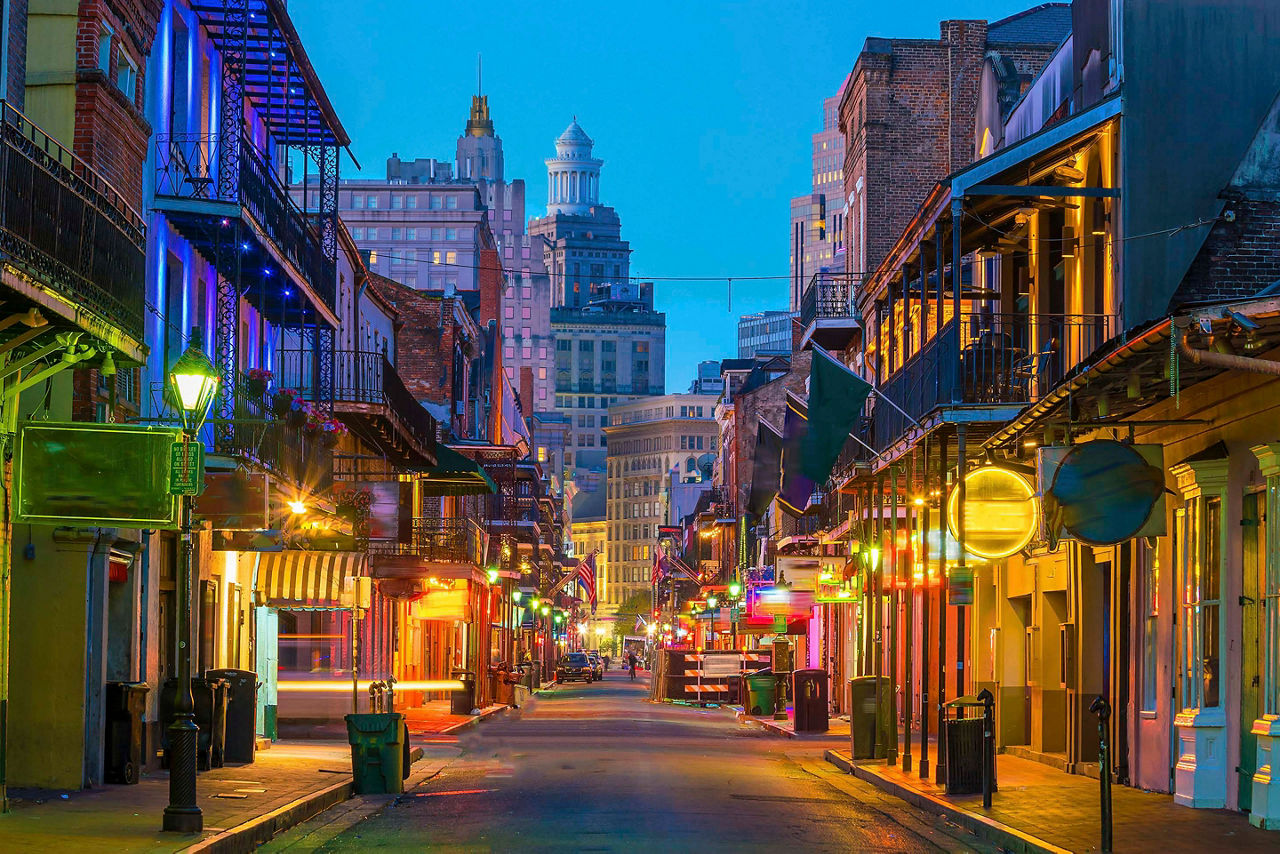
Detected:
[{"left": 164, "top": 330, "right": 218, "bottom": 834}]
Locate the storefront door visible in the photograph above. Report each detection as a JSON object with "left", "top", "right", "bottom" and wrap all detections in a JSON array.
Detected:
[{"left": 1240, "top": 490, "right": 1264, "bottom": 811}]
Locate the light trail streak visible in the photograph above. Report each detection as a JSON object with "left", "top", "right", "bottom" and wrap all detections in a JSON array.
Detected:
[{"left": 275, "top": 680, "right": 464, "bottom": 693}]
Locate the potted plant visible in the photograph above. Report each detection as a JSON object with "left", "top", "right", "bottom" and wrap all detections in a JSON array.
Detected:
[
  {"left": 245, "top": 367, "right": 273, "bottom": 399},
  {"left": 287, "top": 396, "right": 310, "bottom": 429},
  {"left": 303, "top": 406, "right": 325, "bottom": 436},
  {"left": 272, "top": 387, "right": 297, "bottom": 418},
  {"left": 319, "top": 417, "right": 348, "bottom": 449}
]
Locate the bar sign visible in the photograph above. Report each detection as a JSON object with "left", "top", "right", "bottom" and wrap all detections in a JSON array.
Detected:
[{"left": 169, "top": 441, "right": 205, "bottom": 496}]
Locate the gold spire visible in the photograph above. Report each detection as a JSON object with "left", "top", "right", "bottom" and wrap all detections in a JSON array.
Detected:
[{"left": 466, "top": 53, "right": 494, "bottom": 137}]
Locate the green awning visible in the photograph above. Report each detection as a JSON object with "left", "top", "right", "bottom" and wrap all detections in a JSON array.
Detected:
[{"left": 418, "top": 444, "right": 497, "bottom": 496}]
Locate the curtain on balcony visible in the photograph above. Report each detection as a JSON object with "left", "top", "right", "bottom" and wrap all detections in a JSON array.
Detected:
[{"left": 419, "top": 444, "right": 498, "bottom": 497}]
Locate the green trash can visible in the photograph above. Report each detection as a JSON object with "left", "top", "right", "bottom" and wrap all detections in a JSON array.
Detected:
[
  {"left": 744, "top": 669, "right": 776, "bottom": 716},
  {"left": 344, "top": 712, "right": 405, "bottom": 794}
]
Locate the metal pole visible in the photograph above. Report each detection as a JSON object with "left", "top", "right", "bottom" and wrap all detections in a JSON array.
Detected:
[
  {"left": 919, "top": 437, "right": 931, "bottom": 780},
  {"left": 936, "top": 429, "right": 949, "bottom": 787},
  {"left": 164, "top": 439, "right": 202, "bottom": 833},
  {"left": 888, "top": 467, "right": 899, "bottom": 765},
  {"left": 352, "top": 608, "right": 361, "bottom": 714},
  {"left": 1091, "top": 696, "right": 1113, "bottom": 852},
  {"left": 903, "top": 453, "right": 914, "bottom": 774},
  {"left": 957, "top": 424, "right": 967, "bottom": 700},
  {"left": 873, "top": 475, "right": 884, "bottom": 758},
  {"left": 980, "top": 687, "right": 995, "bottom": 809}
]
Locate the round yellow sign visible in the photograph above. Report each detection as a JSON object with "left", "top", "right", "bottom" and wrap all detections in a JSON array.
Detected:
[{"left": 946, "top": 466, "right": 1038, "bottom": 560}]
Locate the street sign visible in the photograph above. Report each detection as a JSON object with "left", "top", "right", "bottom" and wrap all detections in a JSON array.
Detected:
[
  {"left": 169, "top": 441, "right": 205, "bottom": 496},
  {"left": 948, "top": 567, "right": 974, "bottom": 606},
  {"left": 702, "top": 652, "right": 742, "bottom": 678}
]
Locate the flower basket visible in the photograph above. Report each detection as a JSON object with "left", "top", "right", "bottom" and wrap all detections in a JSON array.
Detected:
[
  {"left": 272, "top": 390, "right": 296, "bottom": 418},
  {"left": 320, "top": 430, "right": 340, "bottom": 449},
  {"left": 246, "top": 377, "right": 268, "bottom": 398}
]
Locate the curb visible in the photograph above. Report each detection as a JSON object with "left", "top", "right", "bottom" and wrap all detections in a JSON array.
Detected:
[
  {"left": 823, "top": 750, "right": 1071, "bottom": 854},
  {"left": 183, "top": 747, "right": 426, "bottom": 854},
  {"left": 439, "top": 704, "right": 512, "bottom": 735},
  {"left": 734, "top": 708, "right": 797, "bottom": 739}
]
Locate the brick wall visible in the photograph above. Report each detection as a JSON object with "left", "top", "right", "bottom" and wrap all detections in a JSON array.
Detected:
[
  {"left": 72, "top": 0, "right": 162, "bottom": 209},
  {"left": 1174, "top": 200, "right": 1280, "bottom": 308}
]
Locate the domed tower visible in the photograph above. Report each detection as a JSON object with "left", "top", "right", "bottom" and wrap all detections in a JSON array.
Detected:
[{"left": 546, "top": 118, "right": 602, "bottom": 215}]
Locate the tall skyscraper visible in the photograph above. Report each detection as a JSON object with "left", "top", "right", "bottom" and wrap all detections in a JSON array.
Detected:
[
  {"left": 530, "top": 119, "right": 666, "bottom": 488},
  {"left": 789, "top": 80, "right": 849, "bottom": 311}
]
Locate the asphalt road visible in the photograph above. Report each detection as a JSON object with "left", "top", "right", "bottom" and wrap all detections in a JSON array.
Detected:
[{"left": 266, "top": 670, "right": 995, "bottom": 853}]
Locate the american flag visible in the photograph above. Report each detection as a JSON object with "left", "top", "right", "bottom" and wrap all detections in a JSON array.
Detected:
[{"left": 577, "top": 551, "right": 598, "bottom": 612}]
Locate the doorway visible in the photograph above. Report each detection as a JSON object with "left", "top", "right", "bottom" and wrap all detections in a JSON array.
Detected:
[{"left": 1240, "top": 490, "right": 1264, "bottom": 811}]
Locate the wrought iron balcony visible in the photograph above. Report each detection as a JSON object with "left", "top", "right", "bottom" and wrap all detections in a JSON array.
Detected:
[
  {"left": 0, "top": 101, "right": 145, "bottom": 346},
  {"left": 276, "top": 348, "right": 437, "bottom": 467},
  {"left": 370, "top": 517, "right": 485, "bottom": 566},
  {"left": 799, "top": 271, "right": 861, "bottom": 351},
  {"left": 873, "top": 311, "right": 1119, "bottom": 449},
  {"left": 153, "top": 132, "right": 336, "bottom": 314},
  {"left": 217, "top": 411, "right": 334, "bottom": 496}
]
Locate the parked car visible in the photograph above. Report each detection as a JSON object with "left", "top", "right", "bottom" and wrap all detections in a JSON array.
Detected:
[
  {"left": 556, "top": 652, "right": 595, "bottom": 683},
  {"left": 585, "top": 651, "right": 604, "bottom": 680}
]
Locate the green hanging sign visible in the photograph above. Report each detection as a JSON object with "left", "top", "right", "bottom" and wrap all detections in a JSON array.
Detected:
[
  {"left": 169, "top": 441, "right": 205, "bottom": 496},
  {"left": 948, "top": 567, "right": 974, "bottom": 606}
]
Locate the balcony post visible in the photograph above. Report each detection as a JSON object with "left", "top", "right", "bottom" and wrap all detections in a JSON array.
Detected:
[
  {"left": 950, "top": 198, "right": 964, "bottom": 404},
  {"left": 217, "top": 0, "right": 248, "bottom": 203},
  {"left": 934, "top": 223, "right": 945, "bottom": 406},
  {"left": 919, "top": 435, "right": 931, "bottom": 780},
  {"left": 936, "top": 428, "right": 949, "bottom": 786}
]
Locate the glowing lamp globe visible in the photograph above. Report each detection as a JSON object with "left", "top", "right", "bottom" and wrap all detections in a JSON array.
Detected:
[
  {"left": 168, "top": 335, "right": 219, "bottom": 432},
  {"left": 946, "top": 466, "right": 1038, "bottom": 559}
]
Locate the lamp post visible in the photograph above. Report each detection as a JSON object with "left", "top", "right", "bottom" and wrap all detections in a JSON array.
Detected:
[{"left": 164, "top": 330, "right": 219, "bottom": 834}]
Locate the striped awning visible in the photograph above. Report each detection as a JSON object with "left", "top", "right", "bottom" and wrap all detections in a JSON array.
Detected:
[{"left": 254, "top": 551, "right": 366, "bottom": 608}]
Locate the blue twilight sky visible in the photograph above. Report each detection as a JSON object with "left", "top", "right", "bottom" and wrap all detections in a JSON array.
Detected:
[{"left": 290, "top": 0, "right": 1040, "bottom": 390}]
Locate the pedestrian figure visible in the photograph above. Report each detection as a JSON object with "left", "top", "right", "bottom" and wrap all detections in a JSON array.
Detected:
[{"left": 627, "top": 650, "right": 638, "bottom": 681}]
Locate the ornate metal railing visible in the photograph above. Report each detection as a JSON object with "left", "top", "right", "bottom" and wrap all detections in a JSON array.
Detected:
[
  {"left": 369, "top": 517, "right": 484, "bottom": 565},
  {"left": 800, "top": 271, "right": 857, "bottom": 329},
  {"left": 0, "top": 101, "right": 145, "bottom": 338},
  {"left": 154, "top": 132, "right": 334, "bottom": 309},
  {"left": 874, "top": 311, "right": 1119, "bottom": 449}
]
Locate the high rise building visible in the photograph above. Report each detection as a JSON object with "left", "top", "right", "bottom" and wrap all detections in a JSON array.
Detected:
[
  {"left": 789, "top": 82, "right": 848, "bottom": 312},
  {"left": 688, "top": 360, "right": 724, "bottom": 396},
  {"left": 602, "top": 394, "right": 719, "bottom": 609},
  {"left": 322, "top": 86, "right": 554, "bottom": 410},
  {"left": 737, "top": 310, "right": 795, "bottom": 357},
  {"left": 529, "top": 120, "right": 631, "bottom": 309}
]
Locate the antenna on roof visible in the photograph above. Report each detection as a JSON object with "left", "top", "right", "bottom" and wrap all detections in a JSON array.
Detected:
[{"left": 477, "top": 53, "right": 483, "bottom": 95}]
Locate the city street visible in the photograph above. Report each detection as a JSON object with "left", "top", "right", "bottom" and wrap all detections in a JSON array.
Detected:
[{"left": 268, "top": 672, "right": 992, "bottom": 853}]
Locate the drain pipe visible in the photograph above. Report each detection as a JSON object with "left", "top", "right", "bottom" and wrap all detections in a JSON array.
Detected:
[{"left": 1173, "top": 315, "right": 1280, "bottom": 376}]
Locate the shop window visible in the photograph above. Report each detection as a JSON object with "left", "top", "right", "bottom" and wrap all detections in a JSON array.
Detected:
[
  {"left": 1141, "top": 542, "right": 1159, "bottom": 712},
  {"left": 1265, "top": 478, "right": 1280, "bottom": 715},
  {"left": 1178, "top": 496, "right": 1222, "bottom": 709}
]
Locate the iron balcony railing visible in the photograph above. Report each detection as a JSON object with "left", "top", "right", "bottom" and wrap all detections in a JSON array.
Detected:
[
  {"left": 154, "top": 132, "right": 335, "bottom": 309},
  {"left": 370, "top": 517, "right": 484, "bottom": 565},
  {"left": 800, "top": 271, "right": 857, "bottom": 329},
  {"left": 873, "top": 311, "right": 1119, "bottom": 448},
  {"left": 218, "top": 411, "right": 334, "bottom": 495},
  {"left": 276, "top": 349, "right": 437, "bottom": 450},
  {"left": 0, "top": 101, "right": 145, "bottom": 339}
]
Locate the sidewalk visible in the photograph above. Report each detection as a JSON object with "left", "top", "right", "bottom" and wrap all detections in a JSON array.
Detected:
[
  {"left": 826, "top": 739, "right": 1276, "bottom": 853},
  {"left": 0, "top": 741, "right": 357, "bottom": 853},
  {"left": 401, "top": 701, "right": 509, "bottom": 736},
  {"left": 733, "top": 705, "right": 853, "bottom": 739}
]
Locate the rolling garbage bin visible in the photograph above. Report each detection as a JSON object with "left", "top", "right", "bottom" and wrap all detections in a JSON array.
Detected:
[
  {"left": 206, "top": 669, "right": 257, "bottom": 764},
  {"left": 450, "top": 670, "right": 476, "bottom": 715},
  {"left": 207, "top": 678, "right": 229, "bottom": 768},
  {"left": 344, "top": 713, "right": 405, "bottom": 794},
  {"left": 744, "top": 669, "right": 776, "bottom": 716},
  {"left": 848, "top": 676, "right": 895, "bottom": 759},
  {"left": 792, "top": 670, "right": 829, "bottom": 733},
  {"left": 160, "top": 677, "right": 217, "bottom": 771},
  {"left": 104, "top": 681, "right": 149, "bottom": 784}
]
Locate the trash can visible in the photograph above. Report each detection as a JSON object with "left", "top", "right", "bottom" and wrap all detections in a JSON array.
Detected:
[
  {"left": 104, "top": 681, "right": 149, "bottom": 784},
  {"left": 344, "top": 712, "right": 405, "bottom": 794},
  {"left": 207, "top": 678, "right": 229, "bottom": 768},
  {"left": 206, "top": 669, "right": 257, "bottom": 764},
  {"left": 160, "top": 677, "right": 217, "bottom": 771},
  {"left": 451, "top": 670, "right": 476, "bottom": 715},
  {"left": 944, "top": 696, "right": 997, "bottom": 795},
  {"left": 848, "top": 676, "right": 895, "bottom": 759},
  {"left": 792, "top": 669, "right": 829, "bottom": 733},
  {"left": 744, "top": 669, "right": 776, "bottom": 716}
]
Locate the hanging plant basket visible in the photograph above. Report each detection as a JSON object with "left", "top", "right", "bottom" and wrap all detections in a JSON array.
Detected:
[
  {"left": 320, "top": 430, "right": 340, "bottom": 449},
  {"left": 286, "top": 408, "right": 307, "bottom": 429},
  {"left": 272, "top": 390, "right": 295, "bottom": 417},
  {"left": 246, "top": 377, "right": 268, "bottom": 398}
]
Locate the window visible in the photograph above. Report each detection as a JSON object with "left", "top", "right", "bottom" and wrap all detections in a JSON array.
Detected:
[
  {"left": 522, "top": 287, "right": 531, "bottom": 299},
  {"left": 366, "top": 227, "right": 377, "bottom": 240},
  {"left": 446, "top": 228, "right": 457, "bottom": 240},
  {"left": 391, "top": 228, "right": 402, "bottom": 240},
  {"left": 446, "top": 195, "right": 458, "bottom": 210},
  {"left": 1178, "top": 493, "right": 1222, "bottom": 709},
  {"left": 1141, "top": 541, "right": 1159, "bottom": 712},
  {"left": 97, "top": 24, "right": 114, "bottom": 74},
  {"left": 351, "top": 194, "right": 364, "bottom": 209},
  {"left": 521, "top": 307, "right": 531, "bottom": 320},
  {"left": 352, "top": 227, "right": 363, "bottom": 240},
  {"left": 504, "top": 306, "right": 515, "bottom": 319},
  {"left": 407, "top": 196, "right": 418, "bottom": 209},
  {"left": 430, "top": 195, "right": 443, "bottom": 210},
  {"left": 116, "top": 50, "right": 138, "bottom": 101},
  {"left": 367, "top": 195, "right": 379, "bottom": 209},
  {"left": 446, "top": 251, "right": 457, "bottom": 265},
  {"left": 432, "top": 228, "right": 444, "bottom": 240},
  {"left": 391, "top": 194, "right": 404, "bottom": 209}
]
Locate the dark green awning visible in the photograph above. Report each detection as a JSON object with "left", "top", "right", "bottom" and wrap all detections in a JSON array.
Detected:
[{"left": 419, "top": 444, "right": 497, "bottom": 496}]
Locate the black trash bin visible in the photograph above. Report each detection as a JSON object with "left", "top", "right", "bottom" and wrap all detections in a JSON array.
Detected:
[
  {"left": 207, "top": 669, "right": 256, "bottom": 764},
  {"left": 160, "top": 677, "right": 216, "bottom": 771},
  {"left": 848, "top": 676, "right": 895, "bottom": 759},
  {"left": 104, "top": 681, "right": 149, "bottom": 784},
  {"left": 450, "top": 670, "right": 476, "bottom": 716},
  {"left": 792, "top": 669, "right": 829, "bottom": 733},
  {"left": 207, "top": 678, "right": 229, "bottom": 768},
  {"left": 944, "top": 696, "right": 997, "bottom": 796}
]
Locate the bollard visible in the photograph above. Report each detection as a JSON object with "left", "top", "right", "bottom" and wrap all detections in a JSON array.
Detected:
[
  {"left": 978, "top": 688, "right": 995, "bottom": 810},
  {"left": 386, "top": 676, "right": 397, "bottom": 712},
  {"left": 1089, "top": 696, "right": 1113, "bottom": 853}
]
